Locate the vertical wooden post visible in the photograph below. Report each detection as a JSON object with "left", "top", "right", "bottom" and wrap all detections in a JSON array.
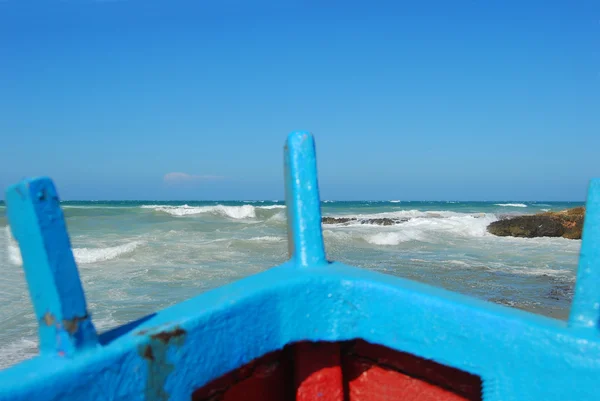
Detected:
[
  {"left": 284, "top": 131, "right": 327, "bottom": 267},
  {"left": 5, "top": 177, "right": 98, "bottom": 357},
  {"left": 569, "top": 179, "right": 600, "bottom": 330}
]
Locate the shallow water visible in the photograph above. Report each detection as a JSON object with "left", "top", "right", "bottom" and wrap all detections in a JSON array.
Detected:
[{"left": 0, "top": 200, "right": 582, "bottom": 369}]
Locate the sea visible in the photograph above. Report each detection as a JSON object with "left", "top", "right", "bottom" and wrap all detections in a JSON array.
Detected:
[{"left": 0, "top": 200, "right": 584, "bottom": 369}]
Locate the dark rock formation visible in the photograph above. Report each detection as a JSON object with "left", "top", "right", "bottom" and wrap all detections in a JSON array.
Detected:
[
  {"left": 321, "top": 217, "right": 408, "bottom": 226},
  {"left": 546, "top": 284, "right": 574, "bottom": 301},
  {"left": 487, "top": 207, "right": 585, "bottom": 239}
]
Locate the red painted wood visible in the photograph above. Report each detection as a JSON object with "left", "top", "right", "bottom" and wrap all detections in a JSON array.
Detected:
[
  {"left": 344, "top": 355, "right": 470, "bottom": 401},
  {"left": 294, "top": 342, "right": 344, "bottom": 401},
  {"left": 191, "top": 340, "right": 482, "bottom": 401},
  {"left": 346, "top": 340, "right": 481, "bottom": 400},
  {"left": 191, "top": 350, "right": 291, "bottom": 401}
]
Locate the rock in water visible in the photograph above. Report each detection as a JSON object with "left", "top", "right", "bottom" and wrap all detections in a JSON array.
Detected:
[
  {"left": 487, "top": 216, "right": 565, "bottom": 238},
  {"left": 321, "top": 217, "right": 407, "bottom": 226},
  {"left": 544, "top": 207, "right": 585, "bottom": 239},
  {"left": 487, "top": 207, "right": 585, "bottom": 239}
]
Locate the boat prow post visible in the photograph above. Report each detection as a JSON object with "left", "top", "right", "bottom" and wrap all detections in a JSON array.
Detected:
[
  {"left": 5, "top": 178, "right": 98, "bottom": 357},
  {"left": 569, "top": 179, "right": 600, "bottom": 331},
  {"left": 284, "top": 131, "right": 327, "bottom": 268}
]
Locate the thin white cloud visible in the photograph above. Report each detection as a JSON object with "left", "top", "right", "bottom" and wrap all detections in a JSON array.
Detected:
[{"left": 163, "top": 172, "right": 224, "bottom": 184}]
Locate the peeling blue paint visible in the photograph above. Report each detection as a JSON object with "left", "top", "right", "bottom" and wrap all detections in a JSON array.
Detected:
[
  {"left": 0, "top": 132, "right": 599, "bottom": 400},
  {"left": 5, "top": 178, "right": 98, "bottom": 357},
  {"left": 138, "top": 326, "right": 187, "bottom": 401}
]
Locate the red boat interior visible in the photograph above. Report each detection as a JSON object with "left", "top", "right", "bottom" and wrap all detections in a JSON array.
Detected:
[{"left": 191, "top": 339, "right": 482, "bottom": 401}]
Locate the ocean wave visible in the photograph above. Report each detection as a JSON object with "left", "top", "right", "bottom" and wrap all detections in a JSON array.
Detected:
[
  {"left": 62, "top": 205, "right": 135, "bottom": 209},
  {"left": 73, "top": 241, "right": 143, "bottom": 264},
  {"left": 248, "top": 236, "right": 284, "bottom": 242},
  {"left": 267, "top": 211, "right": 286, "bottom": 222},
  {"left": 367, "top": 232, "right": 415, "bottom": 245},
  {"left": 389, "top": 200, "right": 401, "bottom": 203},
  {"left": 257, "top": 205, "right": 286, "bottom": 210},
  {"left": 494, "top": 203, "right": 528, "bottom": 208},
  {"left": 7, "top": 231, "right": 143, "bottom": 266},
  {"left": 361, "top": 214, "right": 498, "bottom": 245},
  {"left": 0, "top": 338, "right": 37, "bottom": 370},
  {"left": 326, "top": 209, "right": 482, "bottom": 222},
  {"left": 443, "top": 260, "right": 472, "bottom": 267},
  {"left": 142, "top": 204, "right": 256, "bottom": 219}
]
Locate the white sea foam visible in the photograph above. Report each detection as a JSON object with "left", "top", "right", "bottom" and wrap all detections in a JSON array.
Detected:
[
  {"left": 541, "top": 209, "right": 550, "bottom": 212},
  {"left": 389, "top": 200, "right": 401, "bottom": 203},
  {"left": 6, "top": 229, "right": 143, "bottom": 266},
  {"left": 367, "top": 232, "right": 416, "bottom": 245},
  {"left": 494, "top": 203, "right": 528, "bottom": 208},
  {"left": 443, "top": 260, "right": 472, "bottom": 267},
  {"left": 363, "top": 213, "right": 498, "bottom": 245},
  {"left": 267, "top": 211, "right": 287, "bottom": 222},
  {"left": 62, "top": 205, "right": 134, "bottom": 209},
  {"left": 73, "top": 241, "right": 143, "bottom": 264},
  {"left": 142, "top": 204, "right": 256, "bottom": 219},
  {"left": 248, "top": 236, "right": 284, "bottom": 242},
  {"left": 326, "top": 209, "right": 482, "bottom": 222},
  {"left": 257, "top": 205, "right": 286, "bottom": 210},
  {"left": 0, "top": 338, "right": 37, "bottom": 370}
]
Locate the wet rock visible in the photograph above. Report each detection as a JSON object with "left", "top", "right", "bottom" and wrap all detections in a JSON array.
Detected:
[
  {"left": 487, "top": 207, "right": 585, "bottom": 239},
  {"left": 322, "top": 217, "right": 355, "bottom": 225},
  {"left": 321, "top": 217, "right": 408, "bottom": 226},
  {"left": 546, "top": 284, "right": 574, "bottom": 301}
]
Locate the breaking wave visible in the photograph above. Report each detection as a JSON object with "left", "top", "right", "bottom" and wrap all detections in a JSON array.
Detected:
[
  {"left": 141, "top": 204, "right": 286, "bottom": 219},
  {"left": 142, "top": 204, "right": 257, "bottom": 219},
  {"left": 326, "top": 209, "right": 484, "bottom": 222},
  {"left": 363, "top": 213, "right": 497, "bottom": 245},
  {"left": 73, "top": 241, "right": 143, "bottom": 264},
  {"left": 5, "top": 227, "right": 143, "bottom": 266},
  {"left": 248, "top": 236, "right": 284, "bottom": 242},
  {"left": 494, "top": 203, "right": 528, "bottom": 208}
]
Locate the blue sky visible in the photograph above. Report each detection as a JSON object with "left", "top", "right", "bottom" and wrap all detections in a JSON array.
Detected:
[{"left": 1, "top": 1, "right": 598, "bottom": 201}]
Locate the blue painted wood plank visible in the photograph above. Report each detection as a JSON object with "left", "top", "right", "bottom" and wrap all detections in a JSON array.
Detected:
[
  {"left": 284, "top": 131, "right": 326, "bottom": 267},
  {"left": 570, "top": 178, "right": 600, "bottom": 330},
  {"left": 5, "top": 178, "right": 98, "bottom": 357},
  {"left": 0, "top": 263, "right": 599, "bottom": 400}
]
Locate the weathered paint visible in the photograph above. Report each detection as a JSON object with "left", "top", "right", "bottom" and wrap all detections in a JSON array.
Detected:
[
  {"left": 4, "top": 178, "right": 98, "bottom": 357},
  {"left": 138, "top": 326, "right": 187, "bottom": 401},
  {"left": 0, "top": 131, "right": 599, "bottom": 401}
]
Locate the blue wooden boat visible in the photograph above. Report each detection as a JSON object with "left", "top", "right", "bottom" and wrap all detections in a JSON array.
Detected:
[{"left": 0, "top": 131, "right": 599, "bottom": 401}]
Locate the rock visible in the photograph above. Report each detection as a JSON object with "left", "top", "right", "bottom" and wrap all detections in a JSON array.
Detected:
[
  {"left": 487, "top": 207, "right": 585, "bottom": 239},
  {"left": 487, "top": 215, "right": 565, "bottom": 238},
  {"left": 542, "top": 207, "right": 585, "bottom": 239},
  {"left": 321, "top": 217, "right": 408, "bottom": 226},
  {"left": 322, "top": 217, "right": 355, "bottom": 225},
  {"left": 546, "top": 284, "right": 574, "bottom": 301}
]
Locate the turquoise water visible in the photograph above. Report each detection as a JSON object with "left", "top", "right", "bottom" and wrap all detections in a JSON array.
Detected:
[{"left": 0, "top": 200, "right": 583, "bottom": 368}]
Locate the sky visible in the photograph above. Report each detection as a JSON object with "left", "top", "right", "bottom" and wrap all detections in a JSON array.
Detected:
[{"left": 0, "top": 1, "right": 598, "bottom": 201}]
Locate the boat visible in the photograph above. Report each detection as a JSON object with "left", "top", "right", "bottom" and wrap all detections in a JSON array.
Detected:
[{"left": 0, "top": 131, "right": 599, "bottom": 401}]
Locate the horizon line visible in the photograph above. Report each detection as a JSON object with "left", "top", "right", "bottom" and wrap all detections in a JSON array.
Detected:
[{"left": 0, "top": 199, "right": 588, "bottom": 203}]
